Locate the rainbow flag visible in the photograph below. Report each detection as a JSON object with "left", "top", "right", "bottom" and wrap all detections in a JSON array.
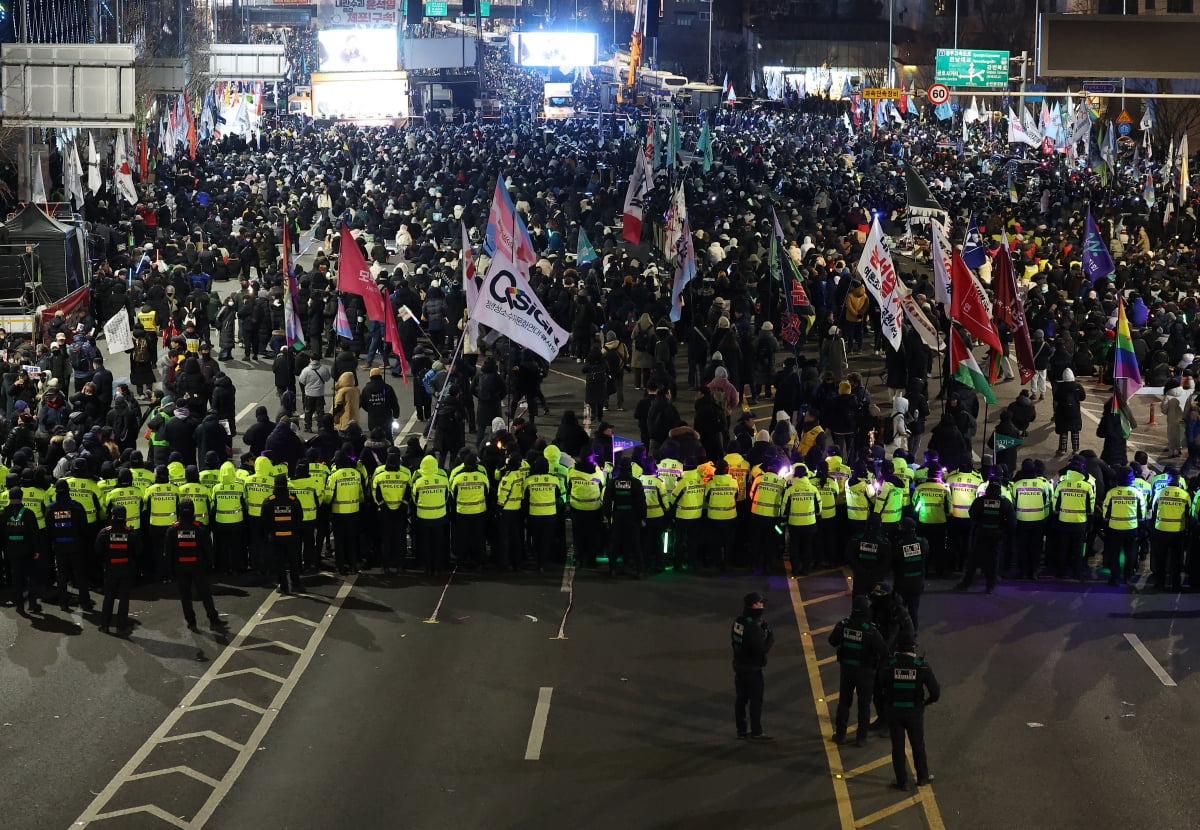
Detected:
[
  {"left": 1112, "top": 296, "right": 1143, "bottom": 438},
  {"left": 281, "top": 224, "right": 305, "bottom": 351}
]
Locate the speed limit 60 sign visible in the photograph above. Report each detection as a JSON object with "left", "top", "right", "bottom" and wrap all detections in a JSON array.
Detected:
[{"left": 927, "top": 83, "right": 950, "bottom": 105}]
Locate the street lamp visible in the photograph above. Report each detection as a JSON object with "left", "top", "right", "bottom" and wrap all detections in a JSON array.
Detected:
[
  {"left": 706, "top": 0, "right": 713, "bottom": 81},
  {"left": 887, "top": 0, "right": 893, "bottom": 86}
]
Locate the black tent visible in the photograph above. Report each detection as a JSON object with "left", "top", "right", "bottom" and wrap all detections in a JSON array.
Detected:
[{"left": 3, "top": 205, "right": 88, "bottom": 303}]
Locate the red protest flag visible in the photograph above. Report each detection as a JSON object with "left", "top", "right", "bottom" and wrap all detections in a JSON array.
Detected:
[{"left": 950, "top": 250, "right": 1002, "bottom": 353}]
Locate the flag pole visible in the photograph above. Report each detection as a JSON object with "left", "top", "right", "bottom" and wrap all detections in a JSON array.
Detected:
[
  {"left": 424, "top": 325, "right": 470, "bottom": 442},
  {"left": 979, "top": 400, "right": 989, "bottom": 461}
]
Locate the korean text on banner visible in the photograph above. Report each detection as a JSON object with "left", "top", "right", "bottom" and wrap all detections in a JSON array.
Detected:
[{"left": 855, "top": 218, "right": 904, "bottom": 351}]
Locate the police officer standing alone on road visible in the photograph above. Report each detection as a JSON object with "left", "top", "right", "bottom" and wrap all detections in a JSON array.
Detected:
[
  {"left": 829, "top": 594, "right": 887, "bottom": 747},
  {"left": 165, "top": 500, "right": 227, "bottom": 632},
  {"left": 881, "top": 634, "right": 940, "bottom": 792},
  {"left": 97, "top": 505, "right": 138, "bottom": 635},
  {"left": 731, "top": 591, "right": 775, "bottom": 742}
]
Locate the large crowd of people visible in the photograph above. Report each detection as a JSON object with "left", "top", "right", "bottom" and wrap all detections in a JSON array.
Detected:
[{"left": 6, "top": 39, "right": 1200, "bottom": 647}]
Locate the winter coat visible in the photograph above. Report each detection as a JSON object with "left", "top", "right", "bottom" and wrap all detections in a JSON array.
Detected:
[
  {"left": 360, "top": 376, "right": 400, "bottom": 433},
  {"left": 631, "top": 314, "right": 656, "bottom": 370},
  {"left": 299, "top": 362, "right": 331, "bottom": 398},
  {"left": 1052, "top": 380, "right": 1086, "bottom": 434},
  {"left": 333, "top": 371, "right": 361, "bottom": 430},
  {"left": 264, "top": 420, "right": 305, "bottom": 470},
  {"left": 243, "top": 406, "right": 273, "bottom": 457},
  {"left": 194, "top": 412, "right": 230, "bottom": 462},
  {"left": 211, "top": 375, "right": 236, "bottom": 436}
]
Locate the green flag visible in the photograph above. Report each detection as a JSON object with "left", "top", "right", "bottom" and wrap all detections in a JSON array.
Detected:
[
  {"left": 992, "top": 433, "right": 1023, "bottom": 452},
  {"left": 698, "top": 118, "right": 713, "bottom": 172},
  {"left": 576, "top": 226, "right": 597, "bottom": 265}
]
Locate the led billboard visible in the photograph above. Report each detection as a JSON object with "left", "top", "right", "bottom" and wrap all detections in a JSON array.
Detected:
[
  {"left": 317, "top": 29, "right": 398, "bottom": 73},
  {"left": 511, "top": 33, "right": 598, "bottom": 68}
]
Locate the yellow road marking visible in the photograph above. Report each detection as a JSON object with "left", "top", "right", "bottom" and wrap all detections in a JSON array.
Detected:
[
  {"left": 785, "top": 558, "right": 947, "bottom": 830},
  {"left": 802, "top": 589, "right": 853, "bottom": 607},
  {"left": 817, "top": 655, "right": 838, "bottom": 666},
  {"left": 843, "top": 755, "right": 892, "bottom": 779}
]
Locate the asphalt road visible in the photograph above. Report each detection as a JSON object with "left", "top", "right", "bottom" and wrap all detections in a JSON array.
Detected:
[{"left": 2, "top": 248, "right": 1191, "bottom": 830}]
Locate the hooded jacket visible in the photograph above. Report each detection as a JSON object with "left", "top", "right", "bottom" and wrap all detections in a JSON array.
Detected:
[
  {"left": 243, "top": 405, "right": 273, "bottom": 457},
  {"left": 264, "top": 419, "right": 305, "bottom": 471},
  {"left": 333, "top": 371, "right": 361, "bottom": 430}
]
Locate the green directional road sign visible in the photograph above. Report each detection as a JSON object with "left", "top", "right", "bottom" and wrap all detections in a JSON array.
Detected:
[
  {"left": 424, "top": 1, "right": 449, "bottom": 16},
  {"left": 934, "top": 49, "right": 1010, "bottom": 88},
  {"left": 480, "top": 1, "right": 491, "bottom": 15}
]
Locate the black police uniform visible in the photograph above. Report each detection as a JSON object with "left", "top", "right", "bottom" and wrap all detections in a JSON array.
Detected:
[
  {"left": 963, "top": 492, "right": 1016, "bottom": 593},
  {"left": 165, "top": 509, "right": 224, "bottom": 630},
  {"left": 606, "top": 469, "right": 647, "bottom": 576},
  {"left": 828, "top": 601, "right": 888, "bottom": 746},
  {"left": 2, "top": 500, "right": 43, "bottom": 613},
  {"left": 97, "top": 515, "right": 140, "bottom": 633},
  {"left": 731, "top": 594, "right": 774, "bottom": 739},
  {"left": 49, "top": 495, "right": 92, "bottom": 611},
  {"left": 265, "top": 490, "right": 304, "bottom": 594},
  {"left": 847, "top": 521, "right": 893, "bottom": 595},
  {"left": 893, "top": 531, "right": 928, "bottom": 629},
  {"left": 880, "top": 648, "right": 941, "bottom": 790}
]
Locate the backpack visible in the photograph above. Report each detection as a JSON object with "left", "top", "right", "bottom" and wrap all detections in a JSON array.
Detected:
[
  {"left": 634, "top": 328, "right": 653, "bottom": 352},
  {"left": 756, "top": 337, "right": 774, "bottom": 366},
  {"left": 70, "top": 344, "right": 89, "bottom": 371},
  {"left": 131, "top": 336, "right": 150, "bottom": 364},
  {"left": 587, "top": 365, "right": 608, "bottom": 389}
]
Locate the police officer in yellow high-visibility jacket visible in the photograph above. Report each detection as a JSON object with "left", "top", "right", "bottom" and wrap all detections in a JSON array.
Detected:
[
  {"left": 179, "top": 467, "right": 211, "bottom": 527},
  {"left": 783, "top": 465, "right": 820, "bottom": 574},
  {"left": 946, "top": 463, "right": 983, "bottom": 572},
  {"left": 449, "top": 452, "right": 491, "bottom": 569},
  {"left": 411, "top": 454, "right": 451, "bottom": 574},
  {"left": 1102, "top": 468, "right": 1146, "bottom": 587},
  {"left": 210, "top": 461, "right": 246, "bottom": 574},
  {"left": 725, "top": 449, "right": 752, "bottom": 558},
  {"left": 671, "top": 463, "right": 707, "bottom": 571},
  {"left": 749, "top": 465, "right": 786, "bottom": 573},
  {"left": 814, "top": 462, "right": 842, "bottom": 569},
  {"left": 324, "top": 452, "right": 365, "bottom": 575},
  {"left": 1052, "top": 460, "right": 1095, "bottom": 580},
  {"left": 1012, "top": 459, "right": 1052, "bottom": 580},
  {"left": 872, "top": 476, "right": 906, "bottom": 539},
  {"left": 913, "top": 473, "right": 950, "bottom": 577},
  {"left": 371, "top": 449, "right": 411, "bottom": 573},
  {"left": 567, "top": 459, "right": 607, "bottom": 568},
  {"left": 640, "top": 462, "right": 669, "bottom": 572},
  {"left": 143, "top": 466, "right": 179, "bottom": 582},
  {"left": 1150, "top": 468, "right": 1189, "bottom": 592},
  {"left": 243, "top": 456, "right": 275, "bottom": 574},
  {"left": 845, "top": 471, "right": 873, "bottom": 540},
  {"left": 704, "top": 459, "right": 739, "bottom": 570},
  {"left": 104, "top": 468, "right": 144, "bottom": 535},
  {"left": 288, "top": 461, "right": 324, "bottom": 574},
  {"left": 495, "top": 456, "right": 527, "bottom": 573},
  {"left": 63, "top": 458, "right": 102, "bottom": 569},
  {"left": 523, "top": 456, "right": 562, "bottom": 573}
]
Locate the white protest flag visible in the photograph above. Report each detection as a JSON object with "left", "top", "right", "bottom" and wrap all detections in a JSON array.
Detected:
[
  {"left": 930, "top": 220, "right": 953, "bottom": 307},
  {"left": 87, "top": 132, "right": 100, "bottom": 195},
  {"left": 470, "top": 245, "right": 568, "bottom": 364},
  {"left": 855, "top": 218, "right": 904, "bottom": 351},
  {"left": 113, "top": 131, "right": 138, "bottom": 205},
  {"left": 621, "top": 140, "right": 652, "bottom": 243},
  {"left": 30, "top": 155, "right": 46, "bottom": 203},
  {"left": 64, "top": 141, "right": 85, "bottom": 209},
  {"left": 895, "top": 280, "right": 942, "bottom": 351},
  {"left": 103, "top": 310, "right": 134, "bottom": 355},
  {"left": 461, "top": 220, "right": 480, "bottom": 346}
]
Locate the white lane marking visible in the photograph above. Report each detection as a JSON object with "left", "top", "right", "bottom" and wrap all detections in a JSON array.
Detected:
[
  {"left": 547, "top": 367, "right": 585, "bottom": 384},
  {"left": 424, "top": 566, "right": 457, "bottom": 624},
  {"left": 236, "top": 403, "right": 257, "bottom": 422},
  {"left": 1123, "top": 633, "right": 1178, "bottom": 687},
  {"left": 552, "top": 584, "right": 573, "bottom": 641},
  {"left": 73, "top": 577, "right": 357, "bottom": 828},
  {"left": 1077, "top": 405, "right": 1155, "bottom": 448},
  {"left": 523, "top": 687, "right": 554, "bottom": 760},
  {"left": 560, "top": 554, "right": 575, "bottom": 594}
]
